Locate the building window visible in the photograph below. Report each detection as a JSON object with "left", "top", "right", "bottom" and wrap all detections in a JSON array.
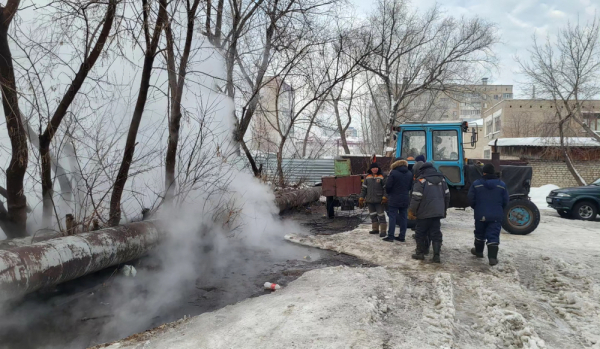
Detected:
[
  {"left": 484, "top": 149, "right": 491, "bottom": 159},
  {"left": 432, "top": 130, "right": 459, "bottom": 161},
  {"left": 494, "top": 95, "right": 499, "bottom": 100},
  {"left": 494, "top": 117, "right": 501, "bottom": 132},
  {"left": 401, "top": 130, "right": 426, "bottom": 159},
  {"left": 503, "top": 93, "right": 512, "bottom": 99},
  {"left": 452, "top": 111, "right": 457, "bottom": 116},
  {"left": 584, "top": 112, "right": 600, "bottom": 131},
  {"left": 486, "top": 120, "right": 493, "bottom": 136}
]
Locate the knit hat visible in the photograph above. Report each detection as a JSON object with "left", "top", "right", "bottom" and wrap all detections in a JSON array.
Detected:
[
  {"left": 368, "top": 162, "right": 381, "bottom": 174},
  {"left": 482, "top": 163, "right": 495, "bottom": 174},
  {"left": 415, "top": 155, "right": 426, "bottom": 162}
]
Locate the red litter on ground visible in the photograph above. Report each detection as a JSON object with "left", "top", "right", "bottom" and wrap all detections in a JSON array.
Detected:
[{"left": 264, "top": 282, "right": 281, "bottom": 290}]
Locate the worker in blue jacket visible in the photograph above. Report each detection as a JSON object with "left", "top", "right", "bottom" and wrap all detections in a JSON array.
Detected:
[{"left": 467, "top": 163, "right": 509, "bottom": 266}]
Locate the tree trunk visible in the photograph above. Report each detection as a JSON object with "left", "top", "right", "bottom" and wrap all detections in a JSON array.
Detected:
[
  {"left": 164, "top": 0, "right": 201, "bottom": 205},
  {"left": 332, "top": 99, "right": 350, "bottom": 154},
  {"left": 277, "top": 140, "right": 285, "bottom": 188},
  {"left": 559, "top": 115, "right": 586, "bottom": 186},
  {"left": 0, "top": 1, "right": 29, "bottom": 238},
  {"left": 109, "top": 0, "right": 168, "bottom": 226},
  {"left": 301, "top": 118, "right": 314, "bottom": 158},
  {"left": 38, "top": 0, "right": 117, "bottom": 228}
]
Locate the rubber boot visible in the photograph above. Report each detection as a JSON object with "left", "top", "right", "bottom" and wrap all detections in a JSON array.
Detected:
[
  {"left": 379, "top": 223, "right": 387, "bottom": 238},
  {"left": 471, "top": 239, "right": 485, "bottom": 258},
  {"left": 431, "top": 241, "right": 442, "bottom": 263},
  {"left": 488, "top": 244, "right": 499, "bottom": 266},
  {"left": 412, "top": 239, "right": 425, "bottom": 260},
  {"left": 369, "top": 222, "right": 379, "bottom": 234}
]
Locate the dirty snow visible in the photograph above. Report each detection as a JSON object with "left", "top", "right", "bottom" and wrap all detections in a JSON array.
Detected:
[
  {"left": 99, "top": 209, "right": 600, "bottom": 349},
  {"left": 530, "top": 185, "right": 560, "bottom": 210}
]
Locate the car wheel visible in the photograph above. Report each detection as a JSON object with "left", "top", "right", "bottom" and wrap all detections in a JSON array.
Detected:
[
  {"left": 502, "top": 199, "right": 541, "bottom": 235},
  {"left": 572, "top": 201, "right": 598, "bottom": 221},
  {"left": 557, "top": 209, "right": 572, "bottom": 218}
]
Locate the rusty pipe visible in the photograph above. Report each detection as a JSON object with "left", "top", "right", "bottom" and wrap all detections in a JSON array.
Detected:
[{"left": 0, "top": 221, "right": 163, "bottom": 301}]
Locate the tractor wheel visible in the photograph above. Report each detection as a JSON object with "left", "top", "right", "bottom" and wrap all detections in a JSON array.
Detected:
[
  {"left": 326, "top": 196, "right": 335, "bottom": 219},
  {"left": 502, "top": 199, "right": 540, "bottom": 235}
]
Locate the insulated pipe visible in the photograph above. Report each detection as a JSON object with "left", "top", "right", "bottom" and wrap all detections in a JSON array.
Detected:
[
  {"left": 0, "top": 187, "right": 322, "bottom": 301},
  {"left": 274, "top": 186, "right": 322, "bottom": 212},
  {"left": 0, "top": 221, "right": 163, "bottom": 301}
]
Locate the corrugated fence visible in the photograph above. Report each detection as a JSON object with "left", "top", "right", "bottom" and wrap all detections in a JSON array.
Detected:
[{"left": 254, "top": 156, "right": 335, "bottom": 185}]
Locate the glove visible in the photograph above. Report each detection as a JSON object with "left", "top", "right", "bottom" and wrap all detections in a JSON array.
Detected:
[
  {"left": 408, "top": 210, "right": 416, "bottom": 220},
  {"left": 358, "top": 197, "right": 365, "bottom": 208},
  {"left": 381, "top": 197, "right": 388, "bottom": 205}
]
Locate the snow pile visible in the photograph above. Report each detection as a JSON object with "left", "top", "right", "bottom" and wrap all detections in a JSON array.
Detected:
[
  {"left": 530, "top": 185, "right": 560, "bottom": 210},
  {"left": 100, "top": 210, "right": 600, "bottom": 349}
]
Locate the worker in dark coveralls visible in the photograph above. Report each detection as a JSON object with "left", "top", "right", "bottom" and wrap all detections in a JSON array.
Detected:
[
  {"left": 359, "top": 163, "right": 388, "bottom": 237},
  {"left": 467, "top": 163, "right": 509, "bottom": 266},
  {"left": 408, "top": 163, "right": 450, "bottom": 263}
]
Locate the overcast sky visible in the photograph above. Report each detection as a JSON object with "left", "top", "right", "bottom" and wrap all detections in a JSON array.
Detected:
[{"left": 351, "top": 0, "right": 599, "bottom": 98}]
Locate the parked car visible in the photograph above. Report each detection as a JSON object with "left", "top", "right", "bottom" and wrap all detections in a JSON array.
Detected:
[{"left": 546, "top": 178, "right": 600, "bottom": 220}]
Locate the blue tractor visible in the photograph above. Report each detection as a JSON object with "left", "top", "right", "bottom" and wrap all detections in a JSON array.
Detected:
[{"left": 393, "top": 121, "right": 541, "bottom": 235}]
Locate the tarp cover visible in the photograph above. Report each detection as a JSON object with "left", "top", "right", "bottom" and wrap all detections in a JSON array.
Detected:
[{"left": 465, "top": 165, "right": 532, "bottom": 196}]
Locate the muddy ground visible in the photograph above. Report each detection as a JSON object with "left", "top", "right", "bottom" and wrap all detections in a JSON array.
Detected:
[{"left": 0, "top": 202, "right": 370, "bottom": 349}]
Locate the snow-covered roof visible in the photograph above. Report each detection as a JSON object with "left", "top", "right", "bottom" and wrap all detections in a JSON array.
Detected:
[
  {"left": 488, "top": 137, "right": 600, "bottom": 147},
  {"left": 468, "top": 119, "right": 484, "bottom": 127}
]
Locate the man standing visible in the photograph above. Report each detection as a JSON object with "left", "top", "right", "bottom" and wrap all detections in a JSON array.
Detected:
[
  {"left": 409, "top": 163, "right": 450, "bottom": 263},
  {"left": 412, "top": 154, "right": 426, "bottom": 176},
  {"left": 467, "top": 163, "right": 509, "bottom": 266},
  {"left": 359, "top": 163, "right": 388, "bottom": 237},
  {"left": 383, "top": 158, "right": 413, "bottom": 242}
]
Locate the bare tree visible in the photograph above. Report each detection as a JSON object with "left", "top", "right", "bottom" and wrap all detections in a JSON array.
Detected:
[
  {"left": 33, "top": 0, "right": 118, "bottom": 228},
  {"left": 518, "top": 16, "right": 600, "bottom": 185},
  {"left": 109, "top": 0, "right": 169, "bottom": 226},
  {"left": 205, "top": 0, "right": 345, "bottom": 176},
  {"left": 358, "top": 0, "right": 498, "bottom": 154},
  {"left": 0, "top": 0, "right": 29, "bottom": 238},
  {"left": 164, "top": 0, "right": 202, "bottom": 205}
]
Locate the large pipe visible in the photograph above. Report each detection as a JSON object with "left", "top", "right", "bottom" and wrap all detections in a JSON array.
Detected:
[
  {"left": 0, "top": 221, "right": 163, "bottom": 301},
  {"left": 274, "top": 186, "right": 321, "bottom": 212},
  {"left": 0, "top": 187, "right": 322, "bottom": 301}
]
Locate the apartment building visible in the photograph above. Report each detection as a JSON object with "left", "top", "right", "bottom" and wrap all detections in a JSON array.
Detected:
[
  {"left": 250, "top": 77, "right": 295, "bottom": 155},
  {"left": 481, "top": 99, "right": 600, "bottom": 158}
]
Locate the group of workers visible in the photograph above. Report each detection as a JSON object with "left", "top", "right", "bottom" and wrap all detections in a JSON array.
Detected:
[{"left": 358, "top": 155, "right": 509, "bottom": 266}]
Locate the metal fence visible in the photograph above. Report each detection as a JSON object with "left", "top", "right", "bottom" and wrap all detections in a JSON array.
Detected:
[{"left": 254, "top": 155, "right": 335, "bottom": 185}]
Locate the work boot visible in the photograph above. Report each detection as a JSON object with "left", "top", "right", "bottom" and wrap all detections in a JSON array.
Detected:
[
  {"left": 487, "top": 244, "right": 499, "bottom": 266},
  {"left": 395, "top": 236, "right": 405, "bottom": 242},
  {"left": 431, "top": 241, "right": 442, "bottom": 263},
  {"left": 471, "top": 239, "right": 485, "bottom": 258},
  {"left": 412, "top": 240, "right": 425, "bottom": 260},
  {"left": 369, "top": 222, "right": 379, "bottom": 234},
  {"left": 382, "top": 237, "right": 395, "bottom": 242},
  {"left": 379, "top": 223, "right": 387, "bottom": 237}
]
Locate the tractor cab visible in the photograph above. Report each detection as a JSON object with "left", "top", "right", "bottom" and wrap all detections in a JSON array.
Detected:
[{"left": 393, "top": 121, "right": 475, "bottom": 187}]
